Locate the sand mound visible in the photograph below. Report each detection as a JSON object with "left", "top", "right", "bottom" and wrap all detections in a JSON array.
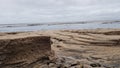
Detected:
[{"left": 0, "top": 36, "right": 55, "bottom": 68}]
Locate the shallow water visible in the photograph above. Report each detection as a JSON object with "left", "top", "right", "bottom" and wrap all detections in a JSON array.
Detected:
[{"left": 0, "top": 22, "right": 120, "bottom": 32}]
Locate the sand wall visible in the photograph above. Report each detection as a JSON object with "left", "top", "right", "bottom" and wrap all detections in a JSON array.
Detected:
[{"left": 0, "top": 36, "right": 54, "bottom": 68}]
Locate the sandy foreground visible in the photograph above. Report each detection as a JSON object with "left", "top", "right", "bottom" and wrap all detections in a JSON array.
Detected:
[{"left": 0, "top": 28, "right": 120, "bottom": 68}]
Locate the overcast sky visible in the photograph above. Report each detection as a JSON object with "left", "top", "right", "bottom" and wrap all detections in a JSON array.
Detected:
[{"left": 0, "top": 0, "right": 120, "bottom": 24}]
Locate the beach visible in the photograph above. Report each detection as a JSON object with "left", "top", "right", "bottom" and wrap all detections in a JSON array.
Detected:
[
  {"left": 0, "top": 0, "right": 120, "bottom": 67},
  {"left": 0, "top": 28, "right": 120, "bottom": 68}
]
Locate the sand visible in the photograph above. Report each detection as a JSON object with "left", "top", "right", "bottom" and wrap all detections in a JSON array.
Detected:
[{"left": 0, "top": 28, "right": 120, "bottom": 68}]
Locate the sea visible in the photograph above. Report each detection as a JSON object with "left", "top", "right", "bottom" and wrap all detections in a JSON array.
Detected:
[{"left": 0, "top": 22, "right": 120, "bottom": 32}]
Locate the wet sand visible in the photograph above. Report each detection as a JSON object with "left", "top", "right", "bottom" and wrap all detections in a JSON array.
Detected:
[{"left": 0, "top": 28, "right": 120, "bottom": 68}]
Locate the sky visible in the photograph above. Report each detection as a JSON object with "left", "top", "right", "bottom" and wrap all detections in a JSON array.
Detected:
[{"left": 0, "top": 0, "right": 120, "bottom": 24}]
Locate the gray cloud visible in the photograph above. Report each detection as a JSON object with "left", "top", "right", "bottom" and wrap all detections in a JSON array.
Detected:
[{"left": 0, "top": 0, "right": 120, "bottom": 24}]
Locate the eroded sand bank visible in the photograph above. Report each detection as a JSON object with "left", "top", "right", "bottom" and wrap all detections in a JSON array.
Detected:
[{"left": 0, "top": 28, "right": 120, "bottom": 68}]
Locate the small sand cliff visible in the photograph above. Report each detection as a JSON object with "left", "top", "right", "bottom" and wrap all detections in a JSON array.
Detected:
[{"left": 0, "top": 36, "right": 55, "bottom": 68}]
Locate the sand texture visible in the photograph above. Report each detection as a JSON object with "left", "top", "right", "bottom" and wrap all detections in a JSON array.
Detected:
[{"left": 0, "top": 28, "right": 120, "bottom": 68}]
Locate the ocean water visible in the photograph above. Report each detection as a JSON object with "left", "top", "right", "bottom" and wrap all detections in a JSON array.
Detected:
[{"left": 0, "top": 22, "right": 120, "bottom": 32}]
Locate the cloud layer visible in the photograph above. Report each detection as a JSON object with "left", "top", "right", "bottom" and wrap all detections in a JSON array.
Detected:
[{"left": 0, "top": 0, "right": 120, "bottom": 24}]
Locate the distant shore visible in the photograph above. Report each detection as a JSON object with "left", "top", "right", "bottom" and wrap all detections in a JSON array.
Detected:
[{"left": 0, "top": 21, "right": 120, "bottom": 32}]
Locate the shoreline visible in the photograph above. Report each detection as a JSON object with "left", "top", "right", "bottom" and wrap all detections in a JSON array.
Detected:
[
  {"left": 0, "top": 22, "right": 120, "bottom": 32},
  {"left": 0, "top": 28, "right": 120, "bottom": 34}
]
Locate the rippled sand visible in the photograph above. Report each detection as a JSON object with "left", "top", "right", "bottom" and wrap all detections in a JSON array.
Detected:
[{"left": 0, "top": 28, "right": 120, "bottom": 68}]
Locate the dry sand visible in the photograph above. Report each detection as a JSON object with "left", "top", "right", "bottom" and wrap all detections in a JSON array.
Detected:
[{"left": 0, "top": 28, "right": 120, "bottom": 68}]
